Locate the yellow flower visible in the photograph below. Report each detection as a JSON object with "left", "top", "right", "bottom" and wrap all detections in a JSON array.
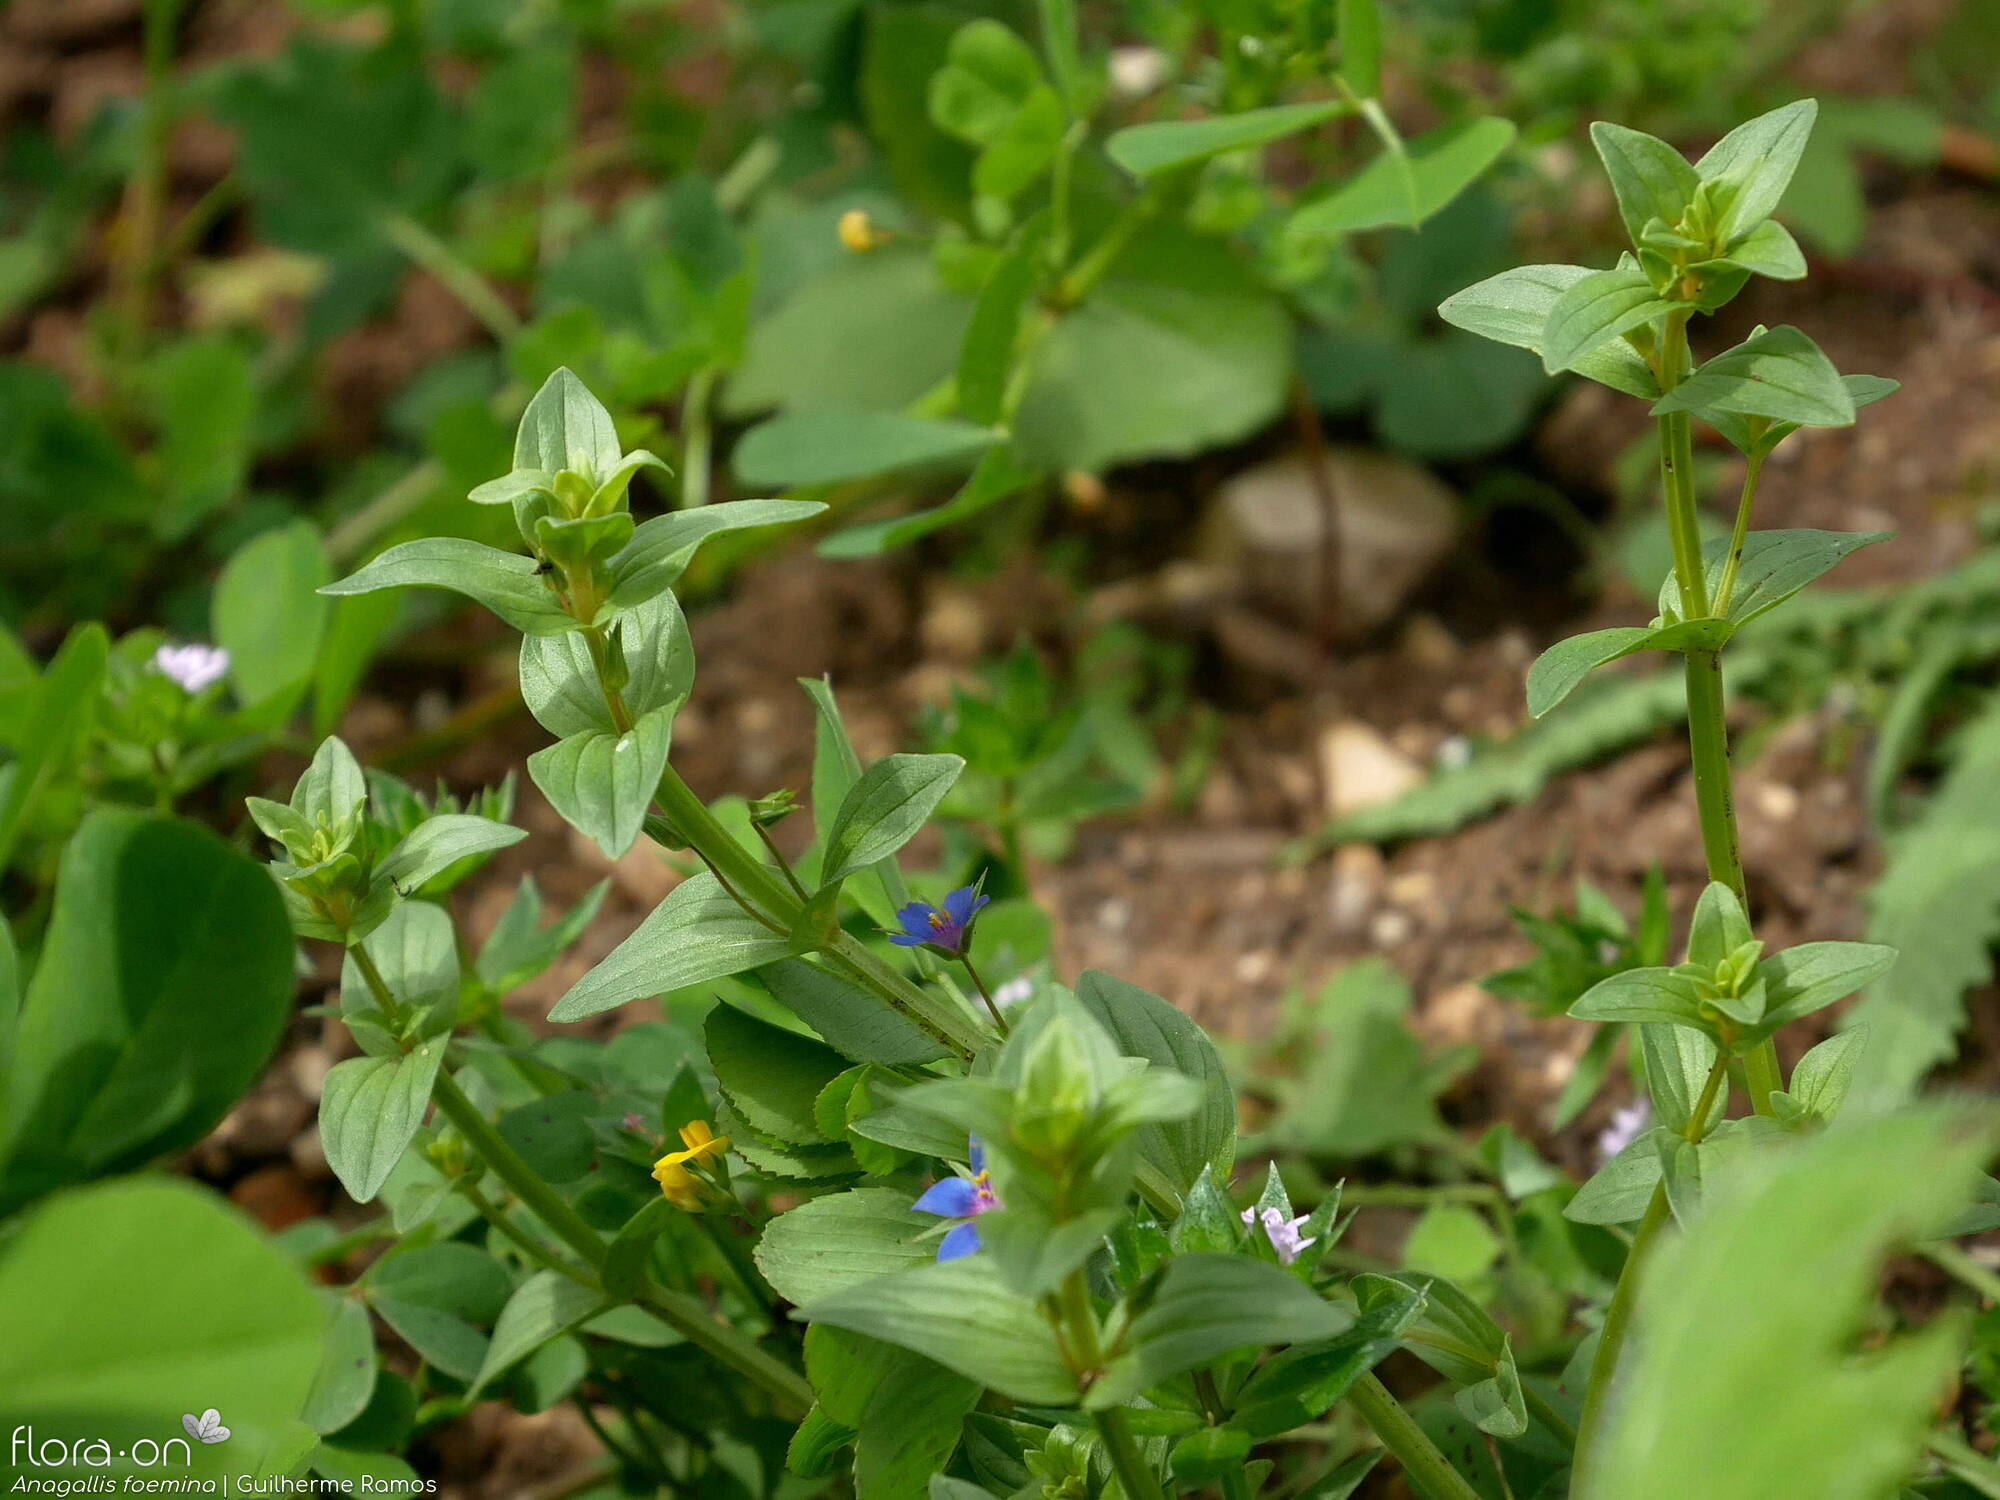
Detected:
[
  {"left": 652, "top": 1120, "right": 728, "bottom": 1209},
  {"left": 838, "top": 209, "right": 878, "bottom": 254}
]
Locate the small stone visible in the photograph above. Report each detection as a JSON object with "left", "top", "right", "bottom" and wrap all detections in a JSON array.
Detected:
[
  {"left": 1398, "top": 614, "right": 1460, "bottom": 670},
  {"left": 290, "top": 1125, "right": 330, "bottom": 1183},
  {"left": 1235, "top": 951, "right": 1274, "bottom": 984},
  {"left": 1203, "top": 447, "right": 1458, "bottom": 639},
  {"left": 1387, "top": 870, "right": 1439, "bottom": 913},
  {"left": 919, "top": 587, "right": 986, "bottom": 664},
  {"left": 1319, "top": 722, "right": 1423, "bottom": 819},
  {"left": 214, "top": 1080, "right": 312, "bottom": 1159},
  {"left": 1754, "top": 782, "right": 1800, "bottom": 821},
  {"left": 1370, "top": 909, "right": 1413, "bottom": 946},
  {"left": 230, "top": 1164, "right": 319, "bottom": 1234}
]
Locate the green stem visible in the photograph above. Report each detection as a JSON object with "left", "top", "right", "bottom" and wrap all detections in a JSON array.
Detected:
[
  {"left": 117, "top": 0, "right": 181, "bottom": 361},
  {"left": 354, "top": 943, "right": 807, "bottom": 1413},
  {"left": 1573, "top": 1052, "right": 1731, "bottom": 1479},
  {"left": 1523, "top": 1384, "right": 1577, "bottom": 1453},
  {"left": 1922, "top": 1242, "right": 2000, "bottom": 1305},
  {"left": 464, "top": 1181, "right": 585, "bottom": 1281},
  {"left": 1345, "top": 1374, "right": 1482, "bottom": 1500},
  {"left": 1710, "top": 448, "right": 1768, "bottom": 615},
  {"left": 379, "top": 211, "right": 523, "bottom": 344},
  {"left": 958, "top": 954, "right": 1011, "bottom": 1036},
  {"left": 1057, "top": 1271, "right": 1167, "bottom": 1500},
  {"left": 1929, "top": 1431, "right": 2000, "bottom": 1500},
  {"left": 1655, "top": 315, "right": 1781, "bottom": 1112}
]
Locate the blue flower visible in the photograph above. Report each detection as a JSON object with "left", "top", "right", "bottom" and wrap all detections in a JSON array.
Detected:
[
  {"left": 912, "top": 1138, "right": 1001, "bottom": 1260},
  {"left": 890, "top": 884, "right": 990, "bottom": 957}
]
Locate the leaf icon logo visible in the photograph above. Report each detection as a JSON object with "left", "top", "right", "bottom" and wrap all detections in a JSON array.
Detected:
[{"left": 180, "top": 1410, "right": 231, "bottom": 1445}]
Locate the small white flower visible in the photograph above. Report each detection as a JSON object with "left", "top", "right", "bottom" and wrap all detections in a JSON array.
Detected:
[
  {"left": 153, "top": 642, "right": 230, "bottom": 694},
  {"left": 991, "top": 975, "right": 1036, "bottom": 1010},
  {"left": 1594, "top": 1099, "right": 1651, "bottom": 1163},
  {"left": 1241, "top": 1204, "right": 1317, "bottom": 1266}
]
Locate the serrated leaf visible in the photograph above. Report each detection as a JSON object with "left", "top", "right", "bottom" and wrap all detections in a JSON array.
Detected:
[
  {"left": 758, "top": 959, "right": 953, "bottom": 1065},
  {"left": 322, "top": 538, "right": 575, "bottom": 635},
  {"left": 1106, "top": 102, "right": 1344, "bottom": 179},
  {"left": 550, "top": 871, "right": 795, "bottom": 1021},
  {"left": 708, "top": 1004, "right": 848, "bottom": 1145}
]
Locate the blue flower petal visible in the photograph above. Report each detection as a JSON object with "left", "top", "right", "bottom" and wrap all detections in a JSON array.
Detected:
[
  {"left": 937, "top": 1221, "right": 983, "bottom": 1260},
  {"left": 893, "top": 902, "right": 936, "bottom": 941},
  {"left": 942, "top": 885, "right": 984, "bottom": 926},
  {"left": 887, "top": 932, "right": 925, "bottom": 947},
  {"left": 913, "top": 1177, "right": 979, "bottom": 1218},
  {"left": 967, "top": 1137, "right": 985, "bottom": 1175}
]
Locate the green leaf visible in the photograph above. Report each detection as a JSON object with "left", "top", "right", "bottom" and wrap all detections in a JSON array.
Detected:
[
  {"left": 519, "top": 589, "right": 692, "bottom": 739},
  {"left": 477, "top": 877, "right": 610, "bottom": 995},
  {"left": 1564, "top": 1127, "right": 1673, "bottom": 1225},
  {"left": 471, "top": 1270, "right": 606, "bottom": 1397},
  {"left": 1013, "top": 222, "right": 1288, "bottom": 473},
  {"left": 758, "top": 959, "right": 953, "bottom": 1066},
  {"left": 1338, "top": 0, "right": 1382, "bottom": 98},
  {"left": 799, "top": 1255, "right": 1078, "bottom": 1405},
  {"left": 1569, "top": 967, "right": 1707, "bottom": 1027},
  {"left": 1664, "top": 529, "right": 1890, "bottom": 628},
  {"left": 1106, "top": 102, "right": 1345, "bottom": 179},
  {"left": 957, "top": 240, "right": 1041, "bottom": 426},
  {"left": 606, "top": 500, "right": 828, "bottom": 612},
  {"left": 1720, "top": 219, "right": 1806, "bottom": 280},
  {"left": 1525, "top": 619, "right": 1731, "bottom": 718},
  {"left": 364, "top": 1243, "right": 513, "bottom": 1384},
  {"left": 1686, "top": 880, "right": 1753, "bottom": 970},
  {"left": 928, "top": 20, "right": 1043, "bottom": 146},
  {"left": 319, "top": 1040, "right": 443, "bottom": 1203},
  {"left": 213, "top": 522, "right": 332, "bottom": 709},
  {"left": 1437, "top": 264, "right": 1660, "bottom": 398},
  {"left": 1787, "top": 1028, "right": 1865, "bottom": 1122},
  {"left": 0, "top": 1179, "right": 324, "bottom": 1479},
  {"left": 820, "top": 753, "right": 964, "bottom": 888},
  {"left": 301, "top": 1295, "right": 377, "bottom": 1436},
  {"left": 1453, "top": 1336, "right": 1527, "bottom": 1438},
  {"left": 527, "top": 708, "right": 673, "bottom": 860},
  {"left": 1074, "top": 970, "right": 1235, "bottom": 1198},
  {"left": 1233, "top": 1283, "right": 1423, "bottom": 1437},
  {"left": 603, "top": 1196, "right": 676, "bottom": 1300},
  {"left": 514, "top": 367, "right": 622, "bottom": 479},
  {"left": 373, "top": 814, "right": 526, "bottom": 900},
  {"left": 818, "top": 445, "right": 1040, "bottom": 559},
  {"left": 1761, "top": 941, "right": 1897, "bottom": 1028},
  {"left": 1172, "top": 1428, "right": 1253, "bottom": 1486},
  {"left": 1590, "top": 121, "right": 1699, "bottom": 246},
  {"left": 551, "top": 872, "right": 795, "bottom": 1022},
  {"left": 1540, "top": 262, "right": 1674, "bottom": 375},
  {"left": 735, "top": 412, "right": 998, "bottom": 489},
  {"left": 147, "top": 336, "right": 257, "bottom": 540},
  {"left": 1290, "top": 118, "right": 1516, "bottom": 236},
  {"left": 1694, "top": 98, "right": 1818, "bottom": 243},
  {"left": 323, "top": 538, "right": 575, "bottom": 635},
  {"left": 497, "top": 1092, "right": 599, "bottom": 1182},
  {"left": 339, "top": 900, "right": 459, "bottom": 1053},
  {"left": 1652, "top": 325, "right": 1854, "bottom": 428},
  {"left": 1592, "top": 1107, "right": 1989, "bottom": 1500},
  {"left": 756, "top": 1190, "right": 940, "bottom": 1307},
  {"left": 0, "top": 624, "right": 106, "bottom": 873},
  {"left": 1640, "top": 1024, "right": 1722, "bottom": 1137},
  {"left": 708, "top": 1003, "right": 849, "bottom": 1146},
  {"left": 1089, "top": 1254, "right": 1351, "bottom": 1408},
  {"left": 974, "top": 85, "right": 1065, "bottom": 201},
  {"left": 0, "top": 811, "right": 294, "bottom": 1215}
]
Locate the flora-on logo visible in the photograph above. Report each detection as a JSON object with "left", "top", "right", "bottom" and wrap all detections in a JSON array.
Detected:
[{"left": 180, "top": 1410, "right": 230, "bottom": 1445}]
